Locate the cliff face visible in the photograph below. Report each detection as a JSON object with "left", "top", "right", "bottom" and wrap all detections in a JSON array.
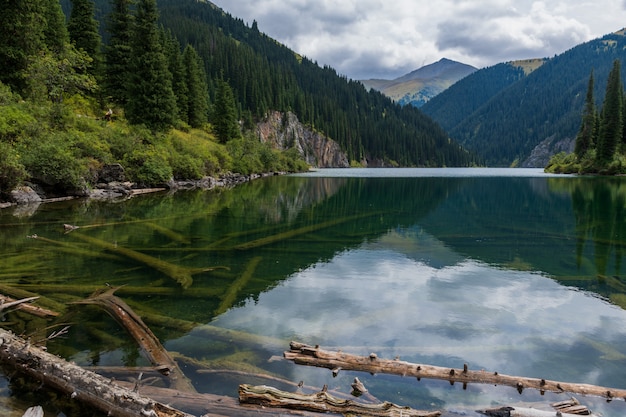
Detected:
[
  {"left": 256, "top": 111, "right": 349, "bottom": 168},
  {"left": 521, "top": 135, "right": 575, "bottom": 168}
]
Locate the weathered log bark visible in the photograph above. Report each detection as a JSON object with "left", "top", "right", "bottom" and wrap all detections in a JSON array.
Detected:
[
  {"left": 0, "top": 328, "right": 338, "bottom": 417},
  {"left": 22, "top": 406, "right": 43, "bottom": 417},
  {"left": 0, "top": 284, "right": 67, "bottom": 313},
  {"left": 0, "top": 294, "right": 58, "bottom": 318},
  {"left": 72, "top": 287, "right": 196, "bottom": 393},
  {"left": 113, "top": 381, "right": 335, "bottom": 417},
  {"left": 0, "top": 328, "right": 193, "bottom": 417},
  {"left": 284, "top": 341, "right": 626, "bottom": 401},
  {"left": 238, "top": 384, "right": 441, "bottom": 417}
]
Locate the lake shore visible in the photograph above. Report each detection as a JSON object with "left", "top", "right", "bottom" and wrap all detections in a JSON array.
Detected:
[{"left": 0, "top": 171, "right": 285, "bottom": 211}]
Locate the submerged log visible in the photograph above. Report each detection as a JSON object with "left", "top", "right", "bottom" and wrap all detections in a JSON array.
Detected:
[
  {"left": 72, "top": 287, "right": 196, "bottom": 393},
  {"left": 215, "top": 256, "right": 262, "bottom": 316},
  {"left": 238, "top": 384, "right": 441, "bottom": 417},
  {"left": 233, "top": 213, "right": 377, "bottom": 250},
  {"left": 71, "top": 232, "right": 228, "bottom": 288},
  {"left": 285, "top": 341, "right": 626, "bottom": 401},
  {"left": 13, "top": 283, "right": 223, "bottom": 299}
]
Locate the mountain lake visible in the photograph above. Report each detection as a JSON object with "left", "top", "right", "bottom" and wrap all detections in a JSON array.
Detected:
[{"left": 1, "top": 167, "right": 626, "bottom": 416}]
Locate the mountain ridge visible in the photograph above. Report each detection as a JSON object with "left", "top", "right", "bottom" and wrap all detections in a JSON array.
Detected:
[
  {"left": 360, "top": 58, "right": 477, "bottom": 107},
  {"left": 421, "top": 30, "right": 626, "bottom": 167}
]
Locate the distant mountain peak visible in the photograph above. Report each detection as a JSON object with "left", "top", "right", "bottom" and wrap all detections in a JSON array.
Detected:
[{"left": 360, "top": 58, "right": 477, "bottom": 107}]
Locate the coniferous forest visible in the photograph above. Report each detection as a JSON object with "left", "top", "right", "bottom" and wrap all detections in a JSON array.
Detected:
[
  {"left": 546, "top": 59, "right": 626, "bottom": 174},
  {"left": 0, "top": 0, "right": 476, "bottom": 200},
  {"left": 422, "top": 32, "right": 626, "bottom": 167}
]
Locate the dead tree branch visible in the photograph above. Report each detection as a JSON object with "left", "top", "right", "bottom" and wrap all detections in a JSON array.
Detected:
[
  {"left": 238, "top": 384, "right": 441, "bottom": 417},
  {"left": 284, "top": 341, "right": 626, "bottom": 401}
]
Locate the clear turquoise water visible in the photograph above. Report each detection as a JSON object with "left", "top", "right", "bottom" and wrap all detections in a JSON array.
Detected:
[{"left": 1, "top": 168, "right": 626, "bottom": 416}]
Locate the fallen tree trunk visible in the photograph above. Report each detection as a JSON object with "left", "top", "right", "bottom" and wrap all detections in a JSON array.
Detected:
[
  {"left": 113, "top": 381, "right": 337, "bottom": 417},
  {"left": 284, "top": 341, "right": 626, "bottom": 401},
  {"left": 0, "top": 294, "right": 58, "bottom": 318},
  {"left": 70, "top": 232, "right": 228, "bottom": 288},
  {"left": 0, "top": 328, "right": 193, "bottom": 417},
  {"left": 72, "top": 287, "right": 196, "bottom": 393},
  {"left": 0, "top": 328, "right": 344, "bottom": 417},
  {"left": 238, "top": 384, "right": 441, "bottom": 417}
]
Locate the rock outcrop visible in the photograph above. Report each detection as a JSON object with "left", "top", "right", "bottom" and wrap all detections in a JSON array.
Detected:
[
  {"left": 256, "top": 111, "right": 349, "bottom": 168},
  {"left": 521, "top": 135, "right": 575, "bottom": 168}
]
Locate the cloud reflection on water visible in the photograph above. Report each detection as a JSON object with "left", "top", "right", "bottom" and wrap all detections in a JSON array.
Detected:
[{"left": 214, "top": 227, "right": 626, "bottom": 414}]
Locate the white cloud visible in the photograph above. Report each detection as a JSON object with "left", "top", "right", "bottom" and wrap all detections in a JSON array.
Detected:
[{"left": 211, "top": 0, "right": 626, "bottom": 80}]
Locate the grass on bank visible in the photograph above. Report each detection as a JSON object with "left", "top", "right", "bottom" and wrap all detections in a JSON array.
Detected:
[{"left": 0, "top": 85, "right": 309, "bottom": 199}]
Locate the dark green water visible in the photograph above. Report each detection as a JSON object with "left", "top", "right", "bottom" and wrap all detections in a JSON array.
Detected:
[{"left": 2, "top": 168, "right": 626, "bottom": 416}]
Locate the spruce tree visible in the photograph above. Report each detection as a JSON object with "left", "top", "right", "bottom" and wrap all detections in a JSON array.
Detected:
[
  {"left": 213, "top": 79, "right": 240, "bottom": 143},
  {"left": 574, "top": 70, "right": 596, "bottom": 159},
  {"left": 43, "top": 0, "right": 69, "bottom": 54},
  {"left": 161, "top": 29, "right": 188, "bottom": 123},
  {"left": 125, "top": 0, "right": 177, "bottom": 131},
  {"left": 597, "top": 60, "right": 623, "bottom": 165},
  {"left": 183, "top": 45, "right": 209, "bottom": 128},
  {"left": 67, "top": 0, "right": 103, "bottom": 78},
  {"left": 0, "top": 0, "right": 47, "bottom": 93},
  {"left": 105, "top": 0, "right": 134, "bottom": 105}
]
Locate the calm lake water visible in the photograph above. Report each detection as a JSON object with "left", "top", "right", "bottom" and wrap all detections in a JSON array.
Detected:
[{"left": 2, "top": 168, "right": 626, "bottom": 416}]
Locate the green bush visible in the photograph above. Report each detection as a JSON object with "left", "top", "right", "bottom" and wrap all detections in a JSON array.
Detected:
[
  {"left": 18, "top": 133, "right": 89, "bottom": 192},
  {"left": 545, "top": 152, "right": 578, "bottom": 173},
  {"left": 0, "top": 142, "right": 27, "bottom": 197},
  {"left": 0, "top": 81, "right": 19, "bottom": 105},
  {"left": 0, "top": 104, "right": 36, "bottom": 142},
  {"left": 280, "top": 148, "right": 309, "bottom": 172},
  {"left": 169, "top": 152, "right": 203, "bottom": 180},
  {"left": 227, "top": 137, "right": 263, "bottom": 175},
  {"left": 124, "top": 147, "right": 173, "bottom": 186},
  {"left": 168, "top": 129, "right": 230, "bottom": 176}
]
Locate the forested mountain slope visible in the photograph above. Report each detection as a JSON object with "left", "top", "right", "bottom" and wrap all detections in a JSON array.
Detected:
[
  {"left": 79, "top": 0, "right": 475, "bottom": 167},
  {"left": 422, "top": 32, "right": 626, "bottom": 167}
]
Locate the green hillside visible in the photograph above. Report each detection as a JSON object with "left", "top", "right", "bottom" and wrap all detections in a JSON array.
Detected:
[
  {"left": 76, "top": 0, "right": 474, "bottom": 167},
  {"left": 422, "top": 32, "right": 626, "bottom": 167}
]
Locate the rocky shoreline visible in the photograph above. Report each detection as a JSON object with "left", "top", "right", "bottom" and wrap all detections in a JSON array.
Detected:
[{"left": 1, "top": 171, "right": 284, "bottom": 212}]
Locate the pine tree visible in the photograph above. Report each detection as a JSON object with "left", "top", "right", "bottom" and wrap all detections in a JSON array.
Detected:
[
  {"left": 574, "top": 71, "right": 596, "bottom": 159},
  {"left": 105, "top": 0, "right": 134, "bottom": 105},
  {"left": 0, "top": 0, "right": 47, "bottom": 93},
  {"left": 125, "top": 0, "right": 177, "bottom": 131},
  {"left": 161, "top": 29, "right": 188, "bottom": 123},
  {"left": 183, "top": 45, "right": 209, "bottom": 128},
  {"left": 213, "top": 79, "right": 240, "bottom": 143},
  {"left": 597, "top": 60, "right": 623, "bottom": 165},
  {"left": 67, "top": 0, "right": 103, "bottom": 78},
  {"left": 43, "top": 0, "right": 69, "bottom": 54}
]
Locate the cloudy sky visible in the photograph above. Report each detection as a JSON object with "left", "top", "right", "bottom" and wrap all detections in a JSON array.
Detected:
[{"left": 210, "top": 0, "right": 626, "bottom": 80}]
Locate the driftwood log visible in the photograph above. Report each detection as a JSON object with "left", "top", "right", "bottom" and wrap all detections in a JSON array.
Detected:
[
  {"left": 0, "top": 327, "right": 193, "bottom": 417},
  {"left": 284, "top": 341, "right": 626, "bottom": 401},
  {"left": 238, "top": 384, "right": 441, "bottom": 417},
  {"left": 114, "top": 381, "right": 339, "bottom": 417},
  {"left": 0, "top": 326, "right": 333, "bottom": 417},
  {"left": 0, "top": 294, "right": 58, "bottom": 318}
]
